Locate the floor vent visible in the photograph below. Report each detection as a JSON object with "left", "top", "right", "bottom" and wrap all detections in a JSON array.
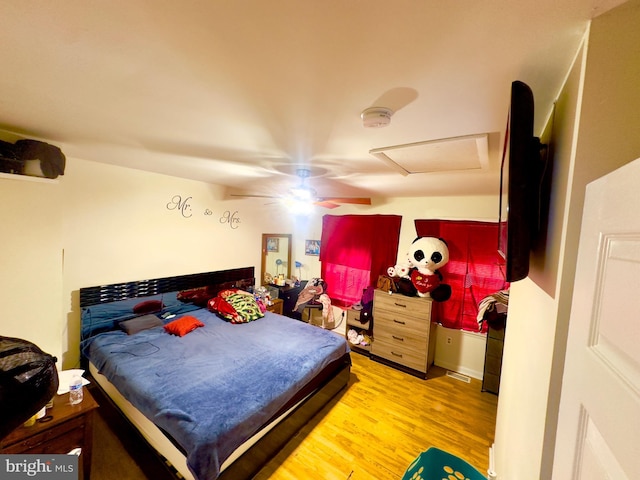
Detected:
[{"left": 446, "top": 371, "right": 471, "bottom": 383}]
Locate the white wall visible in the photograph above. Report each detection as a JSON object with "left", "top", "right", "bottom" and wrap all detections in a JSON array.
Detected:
[
  {"left": 0, "top": 174, "right": 63, "bottom": 362},
  {"left": 1, "top": 157, "right": 291, "bottom": 368},
  {"left": 492, "top": 41, "right": 587, "bottom": 480},
  {"left": 433, "top": 325, "right": 486, "bottom": 379},
  {"left": 495, "top": 1, "right": 640, "bottom": 478}
]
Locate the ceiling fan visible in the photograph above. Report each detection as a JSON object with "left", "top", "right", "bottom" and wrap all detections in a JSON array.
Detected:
[{"left": 231, "top": 168, "right": 372, "bottom": 210}]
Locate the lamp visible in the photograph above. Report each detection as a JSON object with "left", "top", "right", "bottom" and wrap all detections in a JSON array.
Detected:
[{"left": 295, "top": 261, "right": 303, "bottom": 283}]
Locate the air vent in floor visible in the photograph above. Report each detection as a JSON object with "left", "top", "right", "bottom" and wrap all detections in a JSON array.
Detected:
[{"left": 446, "top": 371, "right": 471, "bottom": 383}]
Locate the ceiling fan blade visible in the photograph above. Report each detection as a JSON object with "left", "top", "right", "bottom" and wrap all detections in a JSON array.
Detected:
[
  {"left": 317, "top": 197, "right": 372, "bottom": 205},
  {"left": 229, "top": 194, "right": 280, "bottom": 199},
  {"left": 313, "top": 200, "right": 341, "bottom": 209}
]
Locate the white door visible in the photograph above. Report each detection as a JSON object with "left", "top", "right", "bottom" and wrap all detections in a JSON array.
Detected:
[{"left": 553, "top": 158, "right": 640, "bottom": 479}]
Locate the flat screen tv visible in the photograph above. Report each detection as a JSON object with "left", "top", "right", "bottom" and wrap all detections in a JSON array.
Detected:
[{"left": 498, "top": 80, "right": 545, "bottom": 282}]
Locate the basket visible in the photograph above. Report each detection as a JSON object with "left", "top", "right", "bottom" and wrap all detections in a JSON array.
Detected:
[{"left": 402, "top": 447, "right": 485, "bottom": 480}]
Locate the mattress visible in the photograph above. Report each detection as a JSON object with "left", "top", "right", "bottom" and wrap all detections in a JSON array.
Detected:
[{"left": 83, "top": 307, "right": 350, "bottom": 480}]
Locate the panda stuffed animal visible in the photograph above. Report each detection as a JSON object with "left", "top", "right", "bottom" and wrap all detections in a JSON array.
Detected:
[{"left": 407, "top": 236, "right": 452, "bottom": 302}]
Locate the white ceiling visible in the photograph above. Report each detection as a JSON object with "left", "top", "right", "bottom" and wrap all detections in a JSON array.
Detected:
[{"left": 0, "top": 0, "right": 626, "bottom": 201}]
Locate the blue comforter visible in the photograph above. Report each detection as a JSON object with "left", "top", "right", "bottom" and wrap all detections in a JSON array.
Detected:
[{"left": 84, "top": 309, "right": 350, "bottom": 480}]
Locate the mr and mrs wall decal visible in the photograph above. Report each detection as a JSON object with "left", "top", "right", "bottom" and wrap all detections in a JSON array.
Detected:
[{"left": 166, "top": 194, "right": 240, "bottom": 230}]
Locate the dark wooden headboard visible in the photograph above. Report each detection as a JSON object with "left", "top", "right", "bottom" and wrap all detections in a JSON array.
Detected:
[
  {"left": 79, "top": 267, "right": 255, "bottom": 307},
  {"left": 79, "top": 267, "right": 255, "bottom": 348}
]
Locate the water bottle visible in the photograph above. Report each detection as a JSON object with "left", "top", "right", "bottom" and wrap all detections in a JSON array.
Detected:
[{"left": 69, "top": 374, "right": 83, "bottom": 405}]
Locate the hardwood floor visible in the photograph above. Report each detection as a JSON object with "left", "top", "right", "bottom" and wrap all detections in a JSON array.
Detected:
[
  {"left": 91, "top": 352, "right": 497, "bottom": 479},
  {"left": 254, "top": 353, "right": 497, "bottom": 479}
]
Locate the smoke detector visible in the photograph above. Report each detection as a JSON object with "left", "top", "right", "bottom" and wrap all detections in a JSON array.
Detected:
[{"left": 361, "top": 107, "right": 393, "bottom": 128}]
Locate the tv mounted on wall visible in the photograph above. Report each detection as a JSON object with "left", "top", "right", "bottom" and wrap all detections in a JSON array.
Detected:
[{"left": 498, "top": 80, "right": 547, "bottom": 282}]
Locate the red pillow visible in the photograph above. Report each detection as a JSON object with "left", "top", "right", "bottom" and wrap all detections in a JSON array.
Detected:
[
  {"left": 164, "top": 316, "right": 205, "bottom": 337},
  {"left": 133, "top": 299, "right": 163, "bottom": 314}
]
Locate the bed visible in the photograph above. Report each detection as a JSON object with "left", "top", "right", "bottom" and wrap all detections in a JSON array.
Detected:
[{"left": 79, "top": 267, "right": 351, "bottom": 480}]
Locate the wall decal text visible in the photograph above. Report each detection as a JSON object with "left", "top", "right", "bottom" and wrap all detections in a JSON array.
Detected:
[
  {"left": 166, "top": 195, "right": 242, "bottom": 229},
  {"left": 220, "top": 210, "right": 241, "bottom": 229},
  {"left": 166, "top": 195, "right": 192, "bottom": 218}
]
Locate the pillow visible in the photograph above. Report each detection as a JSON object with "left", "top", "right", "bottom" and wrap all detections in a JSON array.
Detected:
[
  {"left": 133, "top": 299, "right": 163, "bottom": 315},
  {"left": 208, "top": 289, "right": 264, "bottom": 324},
  {"left": 119, "top": 314, "right": 163, "bottom": 335},
  {"left": 164, "top": 315, "right": 205, "bottom": 337}
]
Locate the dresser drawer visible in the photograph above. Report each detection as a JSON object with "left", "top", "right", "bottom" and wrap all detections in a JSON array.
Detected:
[
  {"left": 486, "top": 336, "right": 504, "bottom": 358},
  {"left": 371, "top": 337, "right": 428, "bottom": 372},
  {"left": 373, "top": 291, "right": 432, "bottom": 322},
  {"left": 483, "top": 372, "right": 501, "bottom": 393},
  {"left": 374, "top": 309, "right": 430, "bottom": 336},
  {"left": 374, "top": 321, "right": 428, "bottom": 350},
  {"left": 1, "top": 414, "right": 85, "bottom": 454},
  {"left": 483, "top": 352, "right": 502, "bottom": 375}
]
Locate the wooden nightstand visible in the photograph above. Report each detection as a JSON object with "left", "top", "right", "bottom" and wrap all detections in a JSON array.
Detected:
[
  {"left": 0, "top": 388, "right": 99, "bottom": 480},
  {"left": 266, "top": 298, "right": 284, "bottom": 315}
]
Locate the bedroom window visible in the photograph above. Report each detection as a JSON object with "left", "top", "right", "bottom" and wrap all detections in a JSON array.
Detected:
[
  {"left": 414, "top": 219, "right": 507, "bottom": 332},
  {"left": 320, "top": 214, "right": 402, "bottom": 307}
]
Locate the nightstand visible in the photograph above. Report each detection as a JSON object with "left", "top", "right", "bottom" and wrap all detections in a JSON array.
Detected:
[
  {"left": 0, "top": 388, "right": 99, "bottom": 480},
  {"left": 266, "top": 298, "right": 284, "bottom": 315}
]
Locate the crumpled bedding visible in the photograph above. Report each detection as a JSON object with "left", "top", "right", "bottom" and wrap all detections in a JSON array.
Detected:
[
  {"left": 208, "top": 289, "right": 265, "bottom": 323},
  {"left": 83, "top": 308, "right": 349, "bottom": 480}
]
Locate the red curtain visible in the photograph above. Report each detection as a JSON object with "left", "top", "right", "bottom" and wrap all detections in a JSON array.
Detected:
[
  {"left": 414, "top": 219, "right": 508, "bottom": 332},
  {"left": 320, "top": 214, "right": 402, "bottom": 307}
]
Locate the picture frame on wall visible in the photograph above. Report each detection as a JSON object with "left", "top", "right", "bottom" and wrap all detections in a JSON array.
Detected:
[
  {"left": 266, "top": 237, "right": 279, "bottom": 253},
  {"left": 305, "top": 239, "right": 320, "bottom": 256}
]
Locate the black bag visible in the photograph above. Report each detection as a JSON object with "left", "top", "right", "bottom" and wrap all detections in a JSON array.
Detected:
[
  {"left": 16, "top": 139, "right": 66, "bottom": 179},
  {"left": 0, "top": 140, "right": 22, "bottom": 174},
  {"left": 0, "top": 336, "right": 59, "bottom": 439}
]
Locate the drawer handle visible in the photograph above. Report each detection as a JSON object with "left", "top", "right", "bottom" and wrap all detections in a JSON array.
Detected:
[
  {"left": 393, "top": 319, "right": 406, "bottom": 325},
  {"left": 391, "top": 351, "right": 403, "bottom": 358},
  {"left": 392, "top": 335, "right": 404, "bottom": 341},
  {"left": 394, "top": 302, "right": 407, "bottom": 308}
]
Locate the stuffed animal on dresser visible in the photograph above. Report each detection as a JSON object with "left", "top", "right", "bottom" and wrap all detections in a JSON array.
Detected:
[
  {"left": 406, "top": 236, "right": 452, "bottom": 302},
  {"left": 387, "top": 262, "right": 412, "bottom": 279}
]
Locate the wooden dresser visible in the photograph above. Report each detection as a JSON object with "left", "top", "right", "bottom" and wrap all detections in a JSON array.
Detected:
[
  {"left": 272, "top": 284, "right": 304, "bottom": 319},
  {"left": 371, "top": 289, "right": 436, "bottom": 378},
  {"left": 0, "top": 388, "right": 99, "bottom": 480}
]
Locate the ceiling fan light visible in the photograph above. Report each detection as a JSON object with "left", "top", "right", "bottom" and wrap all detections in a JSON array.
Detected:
[
  {"left": 361, "top": 107, "right": 393, "bottom": 128},
  {"left": 282, "top": 196, "right": 314, "bottom": 215},
  {"left": 289, "top": 186, "right": 316, "bottom": 201}
]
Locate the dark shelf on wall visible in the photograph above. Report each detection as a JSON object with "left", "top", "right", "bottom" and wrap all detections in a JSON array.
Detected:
[{"left": 0, "top": 170, "right": 59, "bottom": 183}]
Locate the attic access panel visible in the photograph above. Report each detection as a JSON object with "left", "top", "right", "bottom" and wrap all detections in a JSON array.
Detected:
[{"left": 370, "top": 133, "right": 489, "bottom": 176}]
